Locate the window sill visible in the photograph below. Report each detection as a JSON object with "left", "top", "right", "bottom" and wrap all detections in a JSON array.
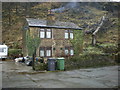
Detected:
[
  {"left": 65, "top": 38, "right": 74, "bottom": 40},
  {"left": 40, "top": 38, "right": 52, "bottom": 39}
]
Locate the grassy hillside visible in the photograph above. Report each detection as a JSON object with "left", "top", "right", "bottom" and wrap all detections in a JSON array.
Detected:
[{"left": 2, "top": 2, "right": 118, "bottom": 51}]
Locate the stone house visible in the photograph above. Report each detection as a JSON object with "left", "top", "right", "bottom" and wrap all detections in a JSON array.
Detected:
[{"left": 23, "top": 11, "right": 82, "bottom": 58}]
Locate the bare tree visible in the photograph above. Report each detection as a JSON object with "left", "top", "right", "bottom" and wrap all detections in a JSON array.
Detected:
[{"left": 92, "top": 16, "right": 105, "bottom": 46}]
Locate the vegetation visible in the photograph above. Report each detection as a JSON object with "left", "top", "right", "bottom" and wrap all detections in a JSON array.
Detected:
[
  {"left": 8, "top": 49, "right": 22, "bottom": 59},
  {"left": 2, "top": 2, "right": 119, "bottom": 69},
  {"left": 26, "top": 31, "right": 40, "bottom": 56},
  {"left": 34, "top": 62, "right": 47, "bottom": 71},
  {"left": 2, "top": 2, "right": 119, "bottom": 48},
  {"left": 70, "top": 30, "right": 83, "bottom": 56},
  {"left": 65, "top": 54, "right": 117, "bottom": 70}
]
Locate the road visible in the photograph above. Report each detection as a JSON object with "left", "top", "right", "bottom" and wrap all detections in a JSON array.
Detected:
[{"left": 1, "top": 60, "right": 119, "bottom": 88}]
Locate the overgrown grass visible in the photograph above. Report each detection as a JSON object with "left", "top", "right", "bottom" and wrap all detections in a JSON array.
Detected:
[
  {"left": 65, "top": 44, "right": 118, "bottom": 70},
  {"left": 83, "top": 45, "right": 104, "bottom": 55},
  {"left": 97, "top": 43, "right": 118, "bottom": 54}
]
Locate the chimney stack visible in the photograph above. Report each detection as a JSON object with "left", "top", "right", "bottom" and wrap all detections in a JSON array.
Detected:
[{"left": 47, "top": 9, "right": 55, "bottom": 26}]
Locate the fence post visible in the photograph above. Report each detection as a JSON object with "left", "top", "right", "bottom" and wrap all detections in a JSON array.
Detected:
[{"left": 92, "top": 34, "right": 96, "bottom": 46}]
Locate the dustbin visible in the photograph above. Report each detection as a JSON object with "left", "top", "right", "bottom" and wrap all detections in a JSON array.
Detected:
[
  {"left": 36, "top": 57, "right": 38, "bottom": 62},
  {"left": 57, "top": 58, "right": 65, "bottom": 70},
  {"left": 47, "top": 58, "right": 56, "bottom": 71}
]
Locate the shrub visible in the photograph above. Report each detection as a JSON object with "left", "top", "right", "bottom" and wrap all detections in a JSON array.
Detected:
[
  {"left": 8, "top": 49, "right": 22, "bottom": 59},
  {"left": 34, "top": 62, "right": 47, "bottom": 71},
  {"left": 99, "top": 43, "right": 118, "bottom": 53},
  {"left": 65, "top": 53, "right": 116, "bottom": 70}
]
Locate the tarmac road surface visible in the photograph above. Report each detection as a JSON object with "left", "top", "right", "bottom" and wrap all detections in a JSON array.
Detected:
[{"left": 1, "top": 60, "right": 119, "bottom": 88}]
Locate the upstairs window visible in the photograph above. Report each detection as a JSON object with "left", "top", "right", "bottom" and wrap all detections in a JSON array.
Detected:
[
  {"left": 70, "top": 30, "right": 73, "bottom": 39},
  {"left": 65, "top": 30, "right": 73, "bottom": 39},
  {"left": 40, "top": 29, "right": 52, "bottom": 39},
  {"left": 65, "top": 30, "right": 69, "bottom": 39},
  {"left": 40, "top": 29, "right": 45, "bottom": 38},
  {"left": 46, "top": 29, "right": 52, "bottom": 38}
]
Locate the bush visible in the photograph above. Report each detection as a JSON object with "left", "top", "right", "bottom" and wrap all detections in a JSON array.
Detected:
[
  {"left": 8, "top": 49, "right": 22, "bottom": 59},
  {"left": 65, "top": 53, "right": 116, "bottom": 70},
  {"left": 34, "top": 62, "right": 47, "bottom": 71},
  {"left": 99, "top": 43, "right": 118, "bottom": 53}
]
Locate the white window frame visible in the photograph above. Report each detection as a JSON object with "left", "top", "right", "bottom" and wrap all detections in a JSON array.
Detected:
[
  {"left": 70, "top": 30, "right": 73, "bottom": 39},
  {"left": 46, "top": 49, "right": 51, "bottom": 57},
  {"left": 46, "top": 29, "right": 51, "bottom": 38},
  {"left": 70, "top": 49, "right": 74, "bottom": 56},
  {"left": 40, "top": 50, "right": 44, "bottom": 57},
  {"left": 65, "top": 30, "right": 69, "bottom": 39},
  {"left": 65, "top": 49, "right": 69, "bottom": 55},
  {"left": 40, "top": 29, "right": 45, "bottom": 38},
  {"left": 40, "top": 47, "right": 52, "bottom": 57}
]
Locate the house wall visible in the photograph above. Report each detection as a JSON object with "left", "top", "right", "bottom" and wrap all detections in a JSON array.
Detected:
[
  {"left": 29, "top": 27, "right": 72, "bottom": 57},
  {"left": 51, "top": 29, "right": 72, "bottom": 57},
  {"left": 29, "top": 27, "right": 39, "bottom": 38}
]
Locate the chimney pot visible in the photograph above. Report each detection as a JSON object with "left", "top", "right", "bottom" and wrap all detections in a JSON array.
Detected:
[{"left": 47, "top": 9, "right": 55, "bottom": 25}]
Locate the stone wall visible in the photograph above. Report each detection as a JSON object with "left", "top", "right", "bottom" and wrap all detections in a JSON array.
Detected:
[{"left": 29, "top": 27, "right": 72, "bottom": 57}]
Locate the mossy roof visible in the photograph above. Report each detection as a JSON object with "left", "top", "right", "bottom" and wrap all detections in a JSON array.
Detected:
[{"left": 26, "top": 18, "right": 82, "bottom": 30}]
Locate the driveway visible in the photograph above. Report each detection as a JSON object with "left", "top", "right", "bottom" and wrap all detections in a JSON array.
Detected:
[{"left": 1, "top": 60, "right": 119, "bottom": 88}]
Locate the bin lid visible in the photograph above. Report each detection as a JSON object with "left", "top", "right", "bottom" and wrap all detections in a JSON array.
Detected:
[
  {"left": 57, "top": 57, "right": 65, "bottom": 60},
  {"left": 48, "top": 58, "right": 56, "bottom": 60}
]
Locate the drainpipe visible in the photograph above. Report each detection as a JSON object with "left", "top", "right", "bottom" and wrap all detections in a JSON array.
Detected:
[{"left": 52, "top": 29, "right": 56, "bottom": 58}]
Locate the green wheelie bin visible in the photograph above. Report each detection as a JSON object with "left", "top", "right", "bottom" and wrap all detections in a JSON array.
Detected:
[{"left": 57, "top": 58, "right": 65, "bottom": 70}]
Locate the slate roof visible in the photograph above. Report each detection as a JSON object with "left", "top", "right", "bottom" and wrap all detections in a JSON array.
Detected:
[{"left": 26, "top": 18, "right": 82, "bottom": 30}]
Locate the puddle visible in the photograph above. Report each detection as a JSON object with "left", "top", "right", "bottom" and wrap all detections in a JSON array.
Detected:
[{"left": 70, "top": 76, "right": 83, "bottom": 79}]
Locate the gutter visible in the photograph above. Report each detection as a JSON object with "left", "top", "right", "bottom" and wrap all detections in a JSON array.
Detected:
[{"left": 29, "top": 25, "right": 83, "bottom": 30}]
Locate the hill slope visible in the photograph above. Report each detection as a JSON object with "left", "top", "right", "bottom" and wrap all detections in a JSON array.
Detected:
[{"left": 2, "top": 2, "right": 118, "bottom": 49}]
